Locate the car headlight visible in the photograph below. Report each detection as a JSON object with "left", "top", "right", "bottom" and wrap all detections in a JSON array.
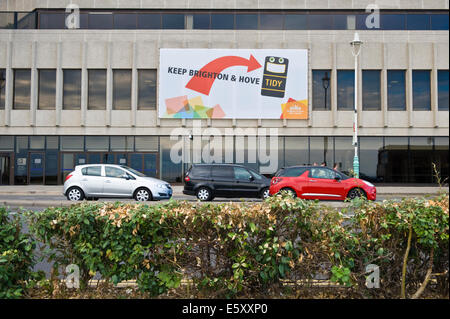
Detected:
[
  {"left": 157, "top": 183, "right": 168, "bottom": 189},
  {"left": 362, "top": 180, "right": 374, "bottom": 187}
]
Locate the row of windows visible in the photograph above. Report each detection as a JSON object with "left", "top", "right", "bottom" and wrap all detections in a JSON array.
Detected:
[
  {"left": 312, "top": 70, "right": 449, "bottom": 111},
  {"left": 1, "top": 10, "right": 449, "bottom": 31},
  {"left": 0, "top": 69, "right": 156, "bottom": 110},
  {"left": 1, "top": 68, "right": 448, "bottom": 111}
]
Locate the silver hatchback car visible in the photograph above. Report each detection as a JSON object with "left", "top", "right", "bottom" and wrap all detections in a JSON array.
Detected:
[{"left": 63, "top": 164, "right": 172, "bottom": 201}]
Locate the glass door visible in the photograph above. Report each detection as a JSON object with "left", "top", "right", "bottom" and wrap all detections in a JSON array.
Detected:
[
  {"left": 0, "top": 153, "right": 12, "bottom": 185},
  {"left": 28, "top": 152, "right": 45, "bottom": 184}
]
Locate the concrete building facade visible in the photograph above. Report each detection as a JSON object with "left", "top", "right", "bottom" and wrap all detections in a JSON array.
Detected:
[{"left": 0, "top": 0, "right": 448, "bottom": 185}]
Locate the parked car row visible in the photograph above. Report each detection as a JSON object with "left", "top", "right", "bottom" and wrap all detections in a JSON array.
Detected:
[{"left": 63, "top": 163, "right": 376, "bottom": 202}]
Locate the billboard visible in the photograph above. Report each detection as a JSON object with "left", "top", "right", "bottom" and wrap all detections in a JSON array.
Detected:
[{"left": 158, "top": 49, "right": 308, "bottom": 119}]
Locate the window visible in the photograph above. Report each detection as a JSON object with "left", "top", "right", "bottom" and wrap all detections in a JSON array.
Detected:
[
  {"left": 310, "top": 167, "right": 336, "bottom": 179},
  {"left": 105, "top": 166, "right": 126, "bottom": 178},
  {"left": 438, "top": 70, "right": 449, "bottom": 111},
  {"left": 39, "top": 12, "right": 65, "bottom": 29},
  {"left": 88, "top": 70, "right": 106, "bottom": 110},
  {"left": 387, "top": 70, "right": 406, "bottom": 110},
  {"left": 235, "top": 14, "right": 257, "bottom": 30},
  {"left": 82, "top": 166, "right": 102, "bottom": 176},
  {"left": 277, "top": 167, "right": 307, "bottom": 177},
  {"left": 284, "top": 137, "right": 308, "bottom": 167},
  {"left": 211, "top": 165, "right": 233, "bottom": 178},
  {"left": 312, "top": 70, "right": 331, "bottom": 110},
  {"left": 382, "top": 137, "right": 409, "bottom": 183},
  {"left": 407, "top": 14, "right": 430, "bottom": 30},
  {"left": 0, "top": 136, "right": 14, "bottom": 150},
  {"left": 285, "top": 14, "right": 307, "bottom": 30},
  {"left": 30, "top": 136, "right": 45, "bottom": 149},
  {"left": 409, "top": 137, "right": 434, "bottom": 183},
  {"left": 211, "top": 14, "right": 234, "bottom": 29},
  {"left": 38, "top": 69, "right": 56, "bottom": 110},
  {"left": 63, "top": 69, "right": 81, "bottom": 110},
  {"left": 135, "top": 136, "right": 158, "bottom": 151},
  {"left": 337, "top": 70, "right": 354, "bottom": 110},
  {"left": 412, "top": 70, "right": 431, "bottom": 110},
  {"left": 111, "top": 136, "right": 134, "bottom": 151},
  {"left": 260, "top": 14, "right": 283, "bottom": 30},
  {"left": 381, "top": 14, "right": 406, "bottom": 30},
  {"left": 431, "top": 14, "right": 449, "bottom": 30},
  {"left": 362, "top": 70, "right": 381, "bottom": 110},
  {"left": 138, "top": 70, "right": 156, "bottom": 110},
  {"left": 309, "top": 137, "right": 333, "bottom": 166},
  {"left": 234, "top": 166, "right": 252, "bottom": 180},
  {"left": 191, "top": 165, "right": 211, "bottom": 178},
  {"left": 60, "top": 136, "right": 84, "bottom": 151},
  {"left": 114, "top": 13, "right": 136, "bottom": 29},
  {"left": 308, "top": 14, "right": 333, "bottom": 29},
  {"left": 88, "top": 13, "right": 113, "bottom": 29},
  {"left": 0, "top": 69, "right": 5, "bottom": 109},
  {"left": 113, "top": 70, "right": 132, "bottom": 110},
  {"left": 162, "top": 14, "right": 185, "bottom": 29},
  {"left": 193, "top": 14, "right": 210, "bottom": 29},
  {"left": 13, "top": 69, "right": 31, "bottom": 109},
  {"left": 137, "top": 13, "right": 161, "bottom": 29},
  {"left": 86, "top": 136, "right": 108, "bottom": 151},
  {"left": 359, "top": 137, "right": 384, "bottom": 183},
  {"left": 334, "top": 137, "right": 353, "bottom": 173}
]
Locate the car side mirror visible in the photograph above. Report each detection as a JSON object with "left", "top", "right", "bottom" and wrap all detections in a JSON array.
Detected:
[
  {"left": 249, "top": 175, "right": 255, "bottom": 181},
  {"left": 334, "top": 175, "right": 341, "bottom": 181},
  {"left": 123, "top": 174, "right": 131, "bottom": 180}
]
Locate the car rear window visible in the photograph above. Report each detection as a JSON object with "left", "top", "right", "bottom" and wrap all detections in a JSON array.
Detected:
[
  {"left": 211, "top": 165, "right": 234, "bottom": 178},
  {"left": 81, "top": 166, "right": 102, "bottom": 176},
  {"left": 276, "top": 167, "right": 307, "bottom": 177},
  {"left": 190, "top": 165, "right": 211, "bottom": 178}
]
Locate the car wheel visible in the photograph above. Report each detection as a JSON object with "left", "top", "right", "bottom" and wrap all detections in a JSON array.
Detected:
[
  {"left": 196, "top": 187, "right": 212, "bottom": 201},
  {"left": 261, "top": 187, "right": 270, "bottom": 200},
  {"left": 280, "top": 188, "right": 297, "bottom": 198},
  {"left": 347, "top": 188, "right": 366, "bottom": 200},
  {"left": 66, "top": 187, "right": 85, "bottom": 201},
  {"left": 134, "top": 188, "right": 152, "bottom": 202}
]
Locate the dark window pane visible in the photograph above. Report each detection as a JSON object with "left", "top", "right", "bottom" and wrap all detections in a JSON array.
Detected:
[
  {"left": 236, "top": 14, "right": 257, "bottom": 30},
  {"left": 82, "top": 166, "right": 102, "bottom": 176},
  {"left": 308, "top": 14, "right": 333, "bottom": 30},
  {"left": 278, "top": 167, "right": 307, "bottom": 177},
  {"left": 191, "top": 165, "right": 210, "bottom": 178},
  {"left": 13, "top": 69, "right": 31, "bottom": 110},
  {"left": 312, "top": 70, "right": 331, "bottom": 110},
  {"left": 334, "top": 14, "right": 356, "bottom": 30},
  {"left": 88, "top": 70, "right": 106, "bottom": 110},
  {"left": 334, "top": 137, "right": 354, "bottom": 174},
  {"left": 431, "top": 14, "right": 449, "bottom": 30},
  {"left": 0, "top": 136, "right": 14, "bottom": 150},
  {"left": 17, "top": 12, "right": 37, "bottom": 29},
  {"left": 137, "top": 13, "right": 161, "bottom": 29},
  {"left": 285, "top": 14, "right": 307, "bottom": 30},
  {"left": 407, "top": 14, "right": 430, "bottom": 30},
  {"left": 211, "top": 14, "right": 234, "bottom": 29},
  {"left": 234, "top": 167, "right": 252, "bottom": 180},
  {"left": 409, "top": 137, "right": 434, "bottom": 183},
  {"left": 113, "top": 69, "right": 132, "bottom": 110},
  {"left": 438, "top": 70, "right": 449, "bottom": 111},
  {"left": 86, "top": 136, "right": 108, "bottom": 151},
  {"left": 337, "top": 70, "right": 354, "bottom": 110},
  {"left": 135, "top": 136, "right": 158, "bottom": 151},
  {"left": 111, "top": 136, "right": 134, "bottom": 151},
  {"left": 46, "top": 136, "right": 58, "bottom": 149},
  {"left": 162, "top": 14, "right": 185, "bottom": 29},
  {"left": 382, "top": 137, "right": 409, "bottom": 183},
  {"left": 79, "top": 13, "right": 88, "bottom": 29},
  {"left": 0, "top": 69, "right": 5, "bottom": 109},
  {"left": 63, "top": 69, "right": 81, "bottom": 110},
  {"left": 211, "top": 165, "right": 233, "bottom": 178},
  {"left": 387, "top": 70, "right": 406, "bottom": 110},
  {"left": 193, "top": 14, "right": 210, "bottom": 29},
  {"left": 359, "top": 137, "right": 384, "bottom": 183},
  {"left": 356, "top": 13, "right": 370, "bottom": 30},
  {"left": 434, "top": 137, "right": 449, "bottom": 184},
  {"left": 362, "top": 70, "right": 381, "bottom": 110},
  {"left": 260, "top": 14, "right": 283, "bottom": 30},
  {"left": 30, "top": 136, "right": 44, "bottom": 149},
  {"left": 39, "top": 13, "right": 65, "bottom": 29},
  {"left": 60, "top": 136, "right": 84, "bottom": 151},
  {"left": 0, "top": 12, "right": 16, "bottom": 29},
  {"left": 284, "top": 137, "right": 308, "bottom": 167},
  {"left": 309, "top": 137, "right": 332, "bottom": 166},
  {"left": 88, "top": 13, "right": 113, "bottom": 29},
  {"left": 381, "top": 14, "right": 406, "bottom": 30},
  {"left": 38, "top": 69, "right": 56, "bottom": 110},
  {"left": 114, "top": 13, "right": 136, "bottom": 29},
  {"left": 160, "top": 137, "right": 182, "bottom": 182},
  {"left": 413, "top": 70, "right": 431, "bottom": 110},
  {"left": 138, "top": 69, "right": 157, "bottom": 110}
]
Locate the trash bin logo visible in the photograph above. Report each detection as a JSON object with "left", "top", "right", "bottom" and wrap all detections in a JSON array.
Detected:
[{"left": 261, "top": 56, "right": 289, "bottom": 98}]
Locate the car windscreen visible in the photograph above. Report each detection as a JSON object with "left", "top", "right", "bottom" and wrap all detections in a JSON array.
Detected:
[
  {"left": 121, "top": 166, "right": 146, "bottom": 177},
  {"left": 276, "top": 167, "right": 308, "bottom": 177}
]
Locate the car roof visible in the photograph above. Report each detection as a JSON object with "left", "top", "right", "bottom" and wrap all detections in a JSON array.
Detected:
[
  {"left": 192, "top": 163, "right": 247, "bottom": 168},
  {"left": 75, "top": 164, "right": 124, "bottom": 169}
]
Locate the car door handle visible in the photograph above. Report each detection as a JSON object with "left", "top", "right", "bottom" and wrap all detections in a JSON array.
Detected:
[
  {"left": 309, "top": 180, "right": 317, "bottom": 182},
  {"left": 105, "top": 180, "right": 112, "bottom": 183},
  {"left": 81, "top": 178, "right": 88, "bottom": 182}
]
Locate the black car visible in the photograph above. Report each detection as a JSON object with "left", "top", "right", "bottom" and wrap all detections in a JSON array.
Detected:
[{"left": 183, "top": 164, "right": 271, "bottom": 201}]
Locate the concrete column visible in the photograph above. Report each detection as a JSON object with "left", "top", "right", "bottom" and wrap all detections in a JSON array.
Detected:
[
  {"left": 30, "top": 41, "right": 37, "bottom": 127},
  {"left": 55, "top": 41, "right": 62, "bottom": 127},
  {"left": 381, "top": 43, "right": 388, "bottom": 127},
  {"left": 431, "top": 43, "right": 438, "bottom": 127},
  {"left": 81, "top": 41, "right": 87, "bottom": 127},
  {"left": 131, "top": 42, "right": 137, "bottom": 127},
  {"left": 4, "top": 41, "right": 13, "bottom": 127},
  {"left": 406, "top": 43, "right": 413, "bottom": 127},
  {"left": 106, "top": 41, "right": 112, "bottom": 127}
]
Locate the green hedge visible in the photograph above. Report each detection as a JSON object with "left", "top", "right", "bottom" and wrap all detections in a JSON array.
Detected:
[
  {"left": 24, "top": 194, "right": 449, "bottom": 298},
  {"left": 0, "top": 207, "right": 36, "bottom": 298}
]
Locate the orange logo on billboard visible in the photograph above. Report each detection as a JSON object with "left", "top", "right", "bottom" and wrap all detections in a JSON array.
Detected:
[{"left": 280, "top": 98, "right": 308, "bottom": 119}]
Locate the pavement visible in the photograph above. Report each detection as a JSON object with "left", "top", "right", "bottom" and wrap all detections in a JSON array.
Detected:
[{"left": 0, "top": 184, "right": 447, "bottom": 209}]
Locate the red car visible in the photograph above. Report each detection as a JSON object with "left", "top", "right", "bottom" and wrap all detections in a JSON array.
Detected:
[{"left": 269, "top": 166, "right": 376, "bottom": 201}]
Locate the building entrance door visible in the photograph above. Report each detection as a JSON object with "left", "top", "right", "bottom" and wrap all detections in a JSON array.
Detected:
[
  {"left": 28, "top": 152, "right": 45, "bottom": 184},
  {"left": 0, "top": 153, "right": 13, "bottom": 185}
]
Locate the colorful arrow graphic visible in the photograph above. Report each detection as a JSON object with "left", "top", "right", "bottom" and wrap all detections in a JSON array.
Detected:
[{"left": 185, "top": 55, "right": 262, "bottom": 95}]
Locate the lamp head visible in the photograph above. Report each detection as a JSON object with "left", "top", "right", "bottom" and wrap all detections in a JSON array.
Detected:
[
  {"left": 350, "top": 32, "right": 363, "bottom": 57},
  {"left": 322, "top": 71, "right": 330, "bottom": 90}
]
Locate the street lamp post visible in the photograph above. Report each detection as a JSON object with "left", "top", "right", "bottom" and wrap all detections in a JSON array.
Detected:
[
  {"left": 322, "top": 71, "right": 330, "bottom": 110},
  {"left": 350, "top": 32, "right": 363, "bottom": 178}
]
